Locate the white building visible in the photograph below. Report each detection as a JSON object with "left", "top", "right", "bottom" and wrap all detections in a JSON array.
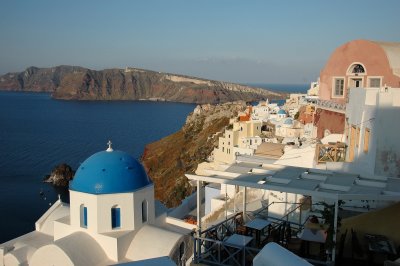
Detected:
[
  {"left": 213, "top": 108, "right": 264, "bottom": 164},
  {"left": 0, "top": 143, "right": 193, "bottom": 266},
  {"left": 274, "top": 118, "right": 304, "bottom": 139},
  {"left": 307, "top": 79, "right": 319, "bottom": 96},
  {"left": 327, "top": 86, "right": 400, "bottom": 178},
  {"left": 250, "top": 101, "right": 280, "bottom": 121}
]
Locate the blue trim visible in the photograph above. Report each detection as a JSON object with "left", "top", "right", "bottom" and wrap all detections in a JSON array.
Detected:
[
  {"left": 111, "top": 207, "right": 121, "bottom": 228},
  {"left": 83, "top": 207, "right": 88, "bottom": 227},
  {"left": 142, "top": 200, "right": 148, "bottom": 223}
]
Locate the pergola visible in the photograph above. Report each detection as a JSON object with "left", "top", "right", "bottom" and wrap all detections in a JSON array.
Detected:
[{"left": 186, "top": 162, "right": 400, "bottom": 264}]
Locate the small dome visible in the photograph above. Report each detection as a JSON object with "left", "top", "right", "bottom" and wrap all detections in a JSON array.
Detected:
[
  {"left": 284, "top": 118, "right": 293, "bottom": 125},
  {"left": 70, "top": 150, "right": 151, "bottom": 194},
  {"left": 277, "top": 109, "right": 287, "bottom": 115}
]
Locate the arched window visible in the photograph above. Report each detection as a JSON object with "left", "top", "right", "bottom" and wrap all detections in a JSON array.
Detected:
[
  {"left": 352, "top": 64, "right": 365, "bottom": 73},
  {"left": 142, "top": 200, "right": 148, "bottom": 223},
  {"left": 347, "top": 63, "right": 366, "bottom": 75},
  {"left": 111, "top": 206, "right": 121, "bottom": 229},
  {"left": 80, "top": 204, "right": 87, "bottom": 228}
]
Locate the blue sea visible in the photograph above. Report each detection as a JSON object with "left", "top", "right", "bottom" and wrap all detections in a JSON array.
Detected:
[
  {"left": 250, "top": 83, "right": 309, "bottom": 94},
  {"left": 0, "top": 92, "right": 195, "bottom": 243},
  {"left": 0, "top": 84, "right": 298, "bottom": 243},
  {"left": 250, "top": 83, "right": 308, "bottom": 106}
]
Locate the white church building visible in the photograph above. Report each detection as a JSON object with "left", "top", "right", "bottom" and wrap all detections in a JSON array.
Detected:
[{"left": 0, "top": 143, "right": 192, "bottom": 266}]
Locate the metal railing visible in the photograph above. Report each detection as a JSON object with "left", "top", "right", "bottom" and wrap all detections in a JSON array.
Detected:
[
  {"left": 192, "top": 202, "right": 331, "bottom": 265},
  {"left": 193, "top": 235, "right": 261, "bottom": 266},
  {"left": 250, "top": 200, "right": 307, "bottom": 229},
  {"left": 315, "top": 99, "right": 346, "bottom": 112}
]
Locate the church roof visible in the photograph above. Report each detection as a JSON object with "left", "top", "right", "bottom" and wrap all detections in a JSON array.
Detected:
[
  {"left": 70, "top": 147, "right": 151, "bottom": 194},
  {"left": 283, "top": 118, "right": 293, "bottom": 125},
  {"left": 277, "top": 109, "right": 286, "bottom": 115}
]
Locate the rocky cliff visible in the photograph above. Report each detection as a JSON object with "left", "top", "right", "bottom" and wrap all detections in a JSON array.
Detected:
[
  {"left": 0, "top": 66, "right": 85, "bottom": 92},
  {"left": 43, "top": 163, "right": 75, "bottom": 187},
  {"left": 0, "top": 66, "right": 286, "bottom": 104},
  {"left": 141, "top": 102, "right": 246, "bottom": 207}
]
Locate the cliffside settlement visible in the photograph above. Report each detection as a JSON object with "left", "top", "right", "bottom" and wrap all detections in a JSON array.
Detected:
[{"left": 2, "top": 39, "right": 400, "bottom": 266}]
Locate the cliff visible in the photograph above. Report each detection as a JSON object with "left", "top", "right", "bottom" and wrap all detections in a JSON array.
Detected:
[
  {"left": 141, "top": 102, "right": 246, "bottom": 207},
  {"left": 43, "top": 163, "right": 75, "bottom": 187},
  {"left": 0, "top": 66, "right": 286, "bottom": 104},
  {"left": 0, "top": 66, "right": 85, "bottom": 92}
]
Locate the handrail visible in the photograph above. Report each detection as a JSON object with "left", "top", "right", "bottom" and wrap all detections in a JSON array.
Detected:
[
  {"left": 249, "top": 200, "right": 328, "bottom": 231},
  {"left": 201, "top": 212, "right": 242, "bottom": 235},
  {"left": 250, "top": 200, "right": 303, "bottom": 224}
]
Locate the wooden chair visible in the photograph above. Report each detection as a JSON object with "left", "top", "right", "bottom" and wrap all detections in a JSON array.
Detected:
[
  {"left": 235, "top": 214, "right": 248, "bottom": 235},
  {"left": 236, "top": 225, "right": 248, "bottom": 235}
]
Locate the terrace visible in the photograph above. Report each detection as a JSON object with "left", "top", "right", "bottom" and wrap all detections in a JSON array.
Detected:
[{"left": 186, "top": 162, "right": 400, "bottom": 265}]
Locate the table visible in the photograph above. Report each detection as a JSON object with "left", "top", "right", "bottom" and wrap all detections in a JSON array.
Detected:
[
  {"left": 298, "top": 228, "right": 327, "bottom": 243},
  {"left": 224, "top": 234, "right": 253, "bottom": 265},
  {"left": 365, "top": 234, "right": 397, "bottom": 262},
  {"left": 245, "top": 218, "right": 271, "bottom": 247},
  {"left": 245, "top": 218, "right": 272, "bottom": 231},
  {"left": 298, "top": 228, "right": 327, "bottom": 258},
  {"left": 224, "top": 234, "right": 253, "bottom": 247}
]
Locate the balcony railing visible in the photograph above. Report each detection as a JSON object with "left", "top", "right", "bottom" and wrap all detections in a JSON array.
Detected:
[
  {"left": 193, "top": 209, "right": 329, "bottom": 265},
  {"left": 315, "top": 99, "right": 346, "bottom": 112},
  {"left": 315, "top": 142, "right": 347, "bottom": 163}
]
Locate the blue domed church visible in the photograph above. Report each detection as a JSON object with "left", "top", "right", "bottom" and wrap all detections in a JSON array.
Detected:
[
  {"left": 68, "top": 144, "right": 154, "bottom": 235},
  {"left": 1, "top": 143, "right": 192, "bottom": 266}
]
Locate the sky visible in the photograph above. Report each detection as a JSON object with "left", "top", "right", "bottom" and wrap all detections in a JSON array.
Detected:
[{"left": 0, "top": 0, "right": 399, "bottom": 84}]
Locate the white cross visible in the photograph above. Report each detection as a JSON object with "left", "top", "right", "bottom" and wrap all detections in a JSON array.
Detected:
[{"left": 106, "top": 140, "right": 114, "bottom": 152}]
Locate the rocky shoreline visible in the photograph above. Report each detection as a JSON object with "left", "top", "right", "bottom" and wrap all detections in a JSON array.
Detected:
[{"left": 43, "top": 163, "right": 74, "bottom": 187}]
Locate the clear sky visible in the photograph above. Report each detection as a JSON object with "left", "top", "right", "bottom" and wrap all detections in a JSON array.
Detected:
[{"left": 0, "top": 0, "right": 399, "bottom": 84}]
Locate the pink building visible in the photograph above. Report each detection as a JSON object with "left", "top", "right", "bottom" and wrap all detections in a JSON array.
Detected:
[{"left": 314, "top": 39, "right": 400, "bottom": 138}]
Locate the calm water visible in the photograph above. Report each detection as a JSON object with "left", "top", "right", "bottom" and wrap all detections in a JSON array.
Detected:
[
  {"left": 0, "top": 92, "right": 195, "bottom": 243},
  {"left": 249, "top": 83, "right": 309, "bottom": 94}
]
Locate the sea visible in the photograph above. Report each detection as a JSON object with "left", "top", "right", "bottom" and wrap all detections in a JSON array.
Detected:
[
  {"left": 248, "top": 83, "right": 309, "bottom": 105},
  {"left": 0, "top": 92, "right": 195, "bottom": 243},
  {"left": 249, "top": 83, "right": 309, "bottom": 94},
  {"left": 0, "top": 84, "right": 307, "bottom": 243}
]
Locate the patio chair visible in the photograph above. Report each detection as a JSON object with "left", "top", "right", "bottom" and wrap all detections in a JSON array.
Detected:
[
  {"left": 336, "top": 229, "right": 348, "bottom": 264},
  {"left": 235, "top": 215, "right": 248, "bottom": 235},
  {"left": 281, "top": 222, "right": 292, "bottom": 247},
  {"left": 236, "top": 225, "right": 248, "bottom": 236},
  {"left": 351, "top": 229, "right": 367, "bottom": 264},
  {"left": 271, "top": 228, "right": 280, "bottom": 243}
]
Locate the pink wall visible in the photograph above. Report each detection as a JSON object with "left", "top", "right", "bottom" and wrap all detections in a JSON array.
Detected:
[
  {"left": 319, "top": 40, "right": 400, "bottom": 104},
  {"left": 313, "top": 109, "right": 345, "bottom": 139}
]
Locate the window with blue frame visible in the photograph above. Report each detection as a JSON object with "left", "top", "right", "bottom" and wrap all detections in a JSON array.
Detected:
[
  {"left": 111, "top": 207, "right": 121, "bottom": 228},
  {"left": 142, "top": 200, "right": 148, "bottom": 223},
  {"left": 80, "top": 204, "right": 87, "bottom": 228}
]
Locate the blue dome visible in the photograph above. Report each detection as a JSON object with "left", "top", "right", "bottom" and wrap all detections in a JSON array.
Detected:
[
  {"left": 284, "top": 118, "right": 293, "bottom": 125},
  {"left": 277, "top": 109, "right": 286, "bottom": 115},
  {"left": 70, "top": 150, "right": 151, "bottom": 194}
]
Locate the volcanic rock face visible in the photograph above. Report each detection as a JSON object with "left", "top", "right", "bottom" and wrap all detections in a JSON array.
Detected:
[
  {"left": 0, "top": 66, "right": 286, "bottom": 104},
  {"left": 0, "top": 66, "right": 85, "bottom": 92},
  {"left": 141, "top": 102, "right": 246, "bottom": 207}
]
